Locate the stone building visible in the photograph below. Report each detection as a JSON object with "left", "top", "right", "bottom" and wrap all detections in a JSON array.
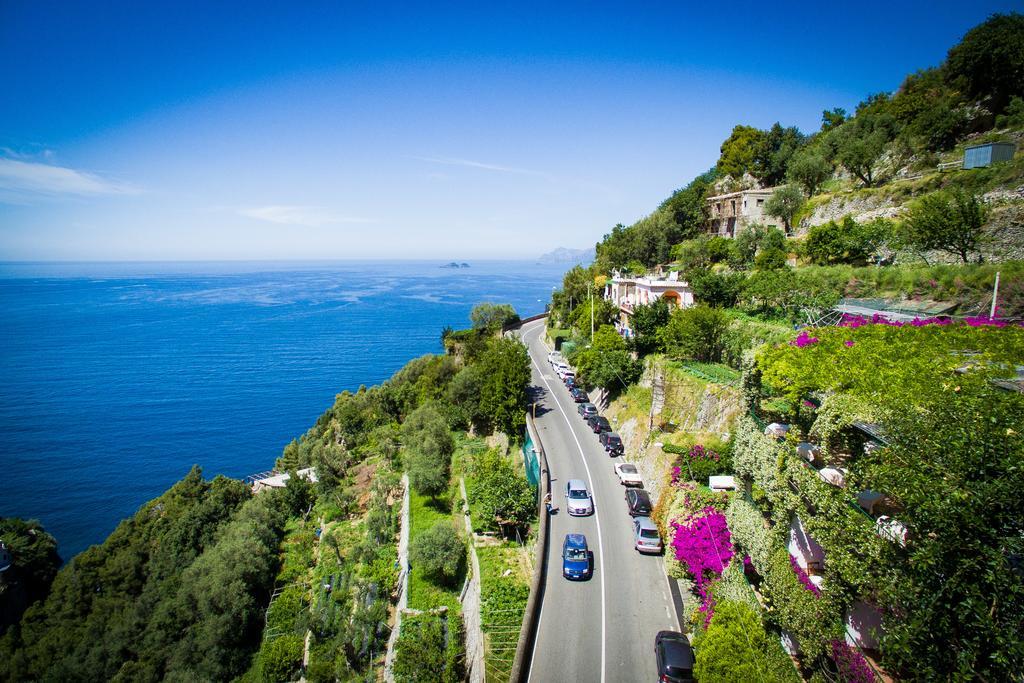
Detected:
[{"left": 705, "top": 187, "right": 780, "bottom": 237}]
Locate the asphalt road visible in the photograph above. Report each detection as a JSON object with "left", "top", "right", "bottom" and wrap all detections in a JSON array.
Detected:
[{"left": 519, "top": 319, "right": 680, "bottom": 683}]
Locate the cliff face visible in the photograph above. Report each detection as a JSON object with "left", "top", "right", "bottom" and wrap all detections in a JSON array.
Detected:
[{"left": 601, "top": 358, "right": 743, "bottom": 504}]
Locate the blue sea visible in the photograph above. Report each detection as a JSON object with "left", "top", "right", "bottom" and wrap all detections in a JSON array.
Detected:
[{"left": 0, "top": 260, "right": 567, "bottom": 561}]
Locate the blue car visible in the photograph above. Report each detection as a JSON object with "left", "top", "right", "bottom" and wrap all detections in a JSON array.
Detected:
[{"left": 562, "top": 533, "right": 591, "bottom": 580}]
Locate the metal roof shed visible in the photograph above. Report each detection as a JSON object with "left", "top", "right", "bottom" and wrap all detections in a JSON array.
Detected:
[{"left": 963, "top": 142, "right": 1016, "bottom": 169}]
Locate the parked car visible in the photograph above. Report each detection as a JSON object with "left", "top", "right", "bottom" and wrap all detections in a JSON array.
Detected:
[
  {"left": 570, "top": 387, "right": 589, "bottom": 403},
  {"left": 599, "top": 431, "right": 623, "bottom": 455},
  {"left": 562, "top": 372, "right": 576, "bottom": 386},
  {"left": 633, "top": 517, "right": 662, "bottom": 554},
  {"left": 565, "top": 479, "right": 594, "bottom": 516},
  {"left": 578, "top": 402, "right": 598, "bottom": 420},
  {"left": 553, "top": 362, "right": 570, "bottom": 377},
  {"left": 654, "top": 631, "right": 695, "bottom": 683},
  {"left": 561, "top": 533, "right": 591, "bottom": 580},
  {"left": 614, "top": 462, "right": 644, "bottom": 487},
  {"left": 625, "top": 488, "right": 653, "bottom": 516},
  {"left": 587, "top": 415, "right": 611, "bottom": 435},
  {"left": 548, "top": 351, "right": 563, "bottom": 366}
]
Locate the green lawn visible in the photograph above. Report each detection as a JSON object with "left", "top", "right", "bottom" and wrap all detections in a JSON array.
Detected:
[{"left": 406, "top": 489, "right": 465, "bottom": 614}]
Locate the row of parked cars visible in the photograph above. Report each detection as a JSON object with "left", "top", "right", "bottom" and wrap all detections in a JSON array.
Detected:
[
  {"left": 547, "top": 348, "right": 694, "bottom": 682},
  {"left": 547, "top": 350, "right": 664, "bottom": 564}
]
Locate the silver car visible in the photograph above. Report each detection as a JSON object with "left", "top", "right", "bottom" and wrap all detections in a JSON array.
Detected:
[
  {"left": 565, "top": 479, "right": 594, "bottom": 516},
  {"left": 633, "top": 517, "right": 662, "bottom": 554}
]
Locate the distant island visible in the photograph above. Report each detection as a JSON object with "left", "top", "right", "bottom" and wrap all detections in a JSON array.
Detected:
[
  {"left": 536, "top": 246, "right": 595, "bottom": 265},
  {"left": 440, "top": 262, "right": 471, "bottom": 268}
]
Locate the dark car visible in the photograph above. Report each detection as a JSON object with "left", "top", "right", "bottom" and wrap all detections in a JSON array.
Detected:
[
  {"left": 578, "top": 402, "right": 598, "bottom": 420},
  {"left": 625, "top": 488, "right": 652, "bottom": 516},
  {"left": 570, "top": 387, "right": 589, "bottom": 403},
  {"left": 565, "top": 376, "right": 577, "bottom": 390},
  {"left": 600, "top": 431, "right": 623, "bottom": 455},
  {"left": 655, "top": 631, "right": 695, "bottom": 683},
  {"left": 562, "top": 533, "right": 591, "bottom": 580},
  {"left": 587, "top": 415, "right": 611, "bottom": 434}
]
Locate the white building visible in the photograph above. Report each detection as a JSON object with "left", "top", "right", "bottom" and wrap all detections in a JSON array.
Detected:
[{"left": 604, "top": 269, "right": 694, "bottom": 334}]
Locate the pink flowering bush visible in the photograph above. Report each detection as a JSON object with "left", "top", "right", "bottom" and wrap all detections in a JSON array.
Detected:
[
  {"left": 791, "top": 330, "right": 820, "bottom": 347},
  {"left": 672, "top": 508, "right": 734, "bottom": 623},
  {"left": 789, "top": 554, "right": 821, "bottom": 598},
  {"left": 830, "top": 639, "right": 876, "bottom": 683},
  {"left": 839, "top": 312, "right": 1020, "bottom": 329}
]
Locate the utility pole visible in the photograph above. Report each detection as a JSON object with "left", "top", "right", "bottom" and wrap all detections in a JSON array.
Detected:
[
  {"left": 589, "top": 283, "right": 594, "bottom": 341},
  {"left": 990, "top": 271, "right": 1001, "bottom": 319}
]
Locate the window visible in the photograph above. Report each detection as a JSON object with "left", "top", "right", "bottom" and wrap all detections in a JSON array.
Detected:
[{"left": 757, "top": 198, "right": 764, "bottom": 205}]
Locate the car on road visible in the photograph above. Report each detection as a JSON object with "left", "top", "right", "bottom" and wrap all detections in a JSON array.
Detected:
[
  {"left": 578, "top": 402, "right": 598, "bottom": 420},
  {"left": 553, "top": 361, "right": 570, "bottom": 377},
  {"left": 562, "top": 372, "right": 576, "bottom": 386},
  {"left": 654, "top": 630, "right": 695, "bottom": 682},
  {"left": 565, "top": 479, "right": 594, "bottom": 516},
  {"left": 548, "top": 351, "right": 563, "bottom": 366},
  {"left": 561, "top": 533, "right": 591, "bottom": 580},
  {"left": 587, "top": 415, "right": 611, "bottom": 435},
  {"left": 600, "top": 431, "right": 623, "bottom": 455},
  {"left": 625, "top": 488, "right": 653, "bottom": 516},
  {"left": 633, "top": 517, "right": 662, "bottom": 554},
  {"left": 614, "top": 462, "right": 644, "bottom": 487},
  {"left": 570, "top": 387, "right": 589, "bottom": 403}
]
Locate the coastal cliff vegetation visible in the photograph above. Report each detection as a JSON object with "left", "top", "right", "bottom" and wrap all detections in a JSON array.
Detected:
[{"left": 0, "top": 304, "right": 533, "bottom": 683}]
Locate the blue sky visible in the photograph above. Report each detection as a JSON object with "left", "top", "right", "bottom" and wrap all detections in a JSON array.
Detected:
[{"left": 0, "top": 1, "right": 1019, "bottom": 260}]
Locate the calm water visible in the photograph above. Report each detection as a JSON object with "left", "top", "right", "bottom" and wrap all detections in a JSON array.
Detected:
[{"left": 0, "top": 260, "right": 566, "bottom": 560}]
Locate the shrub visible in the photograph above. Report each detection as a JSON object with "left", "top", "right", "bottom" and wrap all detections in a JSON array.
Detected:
[
  {"left": 393, "top": 613, "right": 464, "bottom": 683},
  {"left": 660, "top": 305, "right": 731, "bottom": 363},
  {"left": 409, "top": 523, "right": 465, "bottom": 586},
  {"left": 257, "top": 634, "right": 304, "bottom": 683},
  {"left": 693, "top": 600, "right": 800, "bottom": 683}
]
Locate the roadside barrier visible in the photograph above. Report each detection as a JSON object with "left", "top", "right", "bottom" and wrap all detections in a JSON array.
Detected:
[{"left": 509, "top": 413, "right": 550, "bottom": 683}]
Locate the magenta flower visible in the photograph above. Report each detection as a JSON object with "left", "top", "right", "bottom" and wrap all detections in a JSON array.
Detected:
[
  {"left": 830, "top": 640, "right": 876, "bottom": 683},
  {"left": 844, "top": 340, "right": 855, "bottom": 347},
  {"left": 672, "top": 508, "right": 734, "bottom": 625},
  {"left": 791, "top": 330, "right": 819, "bottom": 347},
  {"left": 789, "top": 554, "right": 821, "bottom": 598}
]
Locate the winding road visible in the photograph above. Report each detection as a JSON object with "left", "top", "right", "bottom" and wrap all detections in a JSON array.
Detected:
[{"left": 518, "top": 319, "right": 681, "bottom": 683}]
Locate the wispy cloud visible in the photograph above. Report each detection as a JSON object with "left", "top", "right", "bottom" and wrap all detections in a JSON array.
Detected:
[
  {"left": 0, "top": 157, "right": 138, "bottom": 201},
  {"left": 239, "top": 205, "right": 374, "bottom": 227},
  {"left": 413, "top": 155, "right": 551, "bottom": 178}
]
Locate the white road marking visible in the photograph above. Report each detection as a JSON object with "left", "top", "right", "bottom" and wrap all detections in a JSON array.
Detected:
[{"left": 522, "top": 321, "right": 607, "bottom": 683}]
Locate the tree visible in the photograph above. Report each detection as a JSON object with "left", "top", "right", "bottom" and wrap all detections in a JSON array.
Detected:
[
  {"left": 693, "top": 599, "right": 800, "bottom": 683},
  {"left": 763, "top": 185, "right": 804, "bottom": 235},
  {"left": 477, "top": 337, "right": 531, "bottom": 436},
  {"left": 805, "top": 216, "right": 895, "bottom": 266},
  {"left": 659, "top": 305, "right": 730, "bottom": 363},
  {"left": 258, "top": 634, "right": 304, "bottom": 683},
  {"left": 466, "top": 450, "right": 535, "bottom": 532},
  {"left": 786, "top": 148, "right": 832, "bottom": 196},
  {"left": 900, "top": 189, "right": 990, "bottom": 263},
  {"left": 690, "top": 270, "right": 745, "bottom": 308},
  {"left": 403, "top": 404, "right": 455, "bottom": 497},
  {"left": 0, "top": 518, "right": 61, "bottom": 634},
  {"left": 660, "top": 168, "right": 717, "bottom": 237},
  {"left": 821, "top": 107, "right": 847, "bottom": 132},
  {"left": 830, "top": 105, "right": 897, "bottom": 186},
  {"left": 753, "top": 227, "right": 789, "bottom": 271},
  {"left": 944, "top": 12, "right": 1024, "bottom": 114},
  {"left": 569, "top": 296, "right": 618, "bottom": 335},
  {"left": 393, "top": 613, "right": 464, "bottom": 683},
  {"left": 753, "top": 122, "right": 805, "bottom": 186},
  {"left": 469, "top": 303, "right": 520, "bottom": 333},
  {"left": 671, "top": 236, "right": 734, "bottom": 271},
  {"left": 717, "top": 125, "right": 766, "bottom": 180},
  {"left": 629, "top": 299, "right": 670, "bottom": 354},
  {"left": 409, "top": 523, "right": 464, "bottom": 586},
  {"left": 571, "top": 325, "right": 641, "bottom": 390}
]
